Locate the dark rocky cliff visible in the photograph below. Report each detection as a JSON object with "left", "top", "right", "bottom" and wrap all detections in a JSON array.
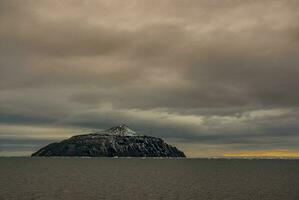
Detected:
[{"left": 31, "top": 125, "right": 185, "bottom": 157}]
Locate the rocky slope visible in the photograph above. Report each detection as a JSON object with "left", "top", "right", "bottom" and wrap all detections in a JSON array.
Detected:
[{"left": 31, "top": 124, "right": 185, "bottom": 157}]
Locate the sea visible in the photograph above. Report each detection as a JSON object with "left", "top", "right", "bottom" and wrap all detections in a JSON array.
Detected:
[{"left": 0, "top": 157, "right": 298, "bottom": 200}]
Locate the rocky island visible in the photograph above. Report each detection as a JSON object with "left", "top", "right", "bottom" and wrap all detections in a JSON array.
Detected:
[{"left": 31, "top": 124, "right": 185, "bottom": 157}]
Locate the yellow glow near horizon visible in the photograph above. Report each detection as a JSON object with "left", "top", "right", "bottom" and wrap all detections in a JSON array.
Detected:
[{"left": 223, "top": 150, "right": 299, "bottom": 158}]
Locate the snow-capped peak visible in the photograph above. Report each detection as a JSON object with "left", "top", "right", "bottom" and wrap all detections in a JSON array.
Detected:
[{"left": 104, "top": 124, "right": 138, "bottom": 136}]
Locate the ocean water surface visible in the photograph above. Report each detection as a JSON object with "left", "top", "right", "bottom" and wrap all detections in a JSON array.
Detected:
[{"left": 0, "top": 158, "right": 298, "bottom": 200}]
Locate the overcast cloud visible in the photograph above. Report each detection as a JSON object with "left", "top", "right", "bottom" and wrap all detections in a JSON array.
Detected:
[{"left": 1, "top": 0, "right": 299, "bottom": 157}]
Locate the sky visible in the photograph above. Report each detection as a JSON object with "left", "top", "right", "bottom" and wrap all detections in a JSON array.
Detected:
[{"left": 1, "top": 0, "right": 299, "bottom": 157}]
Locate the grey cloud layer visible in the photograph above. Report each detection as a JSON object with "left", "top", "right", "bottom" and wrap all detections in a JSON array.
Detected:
[{"left": 1, "top": 0, "right": 299, "bottom": 156}]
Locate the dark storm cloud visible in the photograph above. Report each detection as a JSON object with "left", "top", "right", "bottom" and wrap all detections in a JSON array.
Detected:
[{"left": 1, "top": 0, "right": 299, "bottom": 156}]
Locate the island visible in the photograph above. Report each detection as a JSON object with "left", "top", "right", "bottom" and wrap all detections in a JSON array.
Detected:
[{"left": 31, "top": 124, "right": 186, "bottom": 157}]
